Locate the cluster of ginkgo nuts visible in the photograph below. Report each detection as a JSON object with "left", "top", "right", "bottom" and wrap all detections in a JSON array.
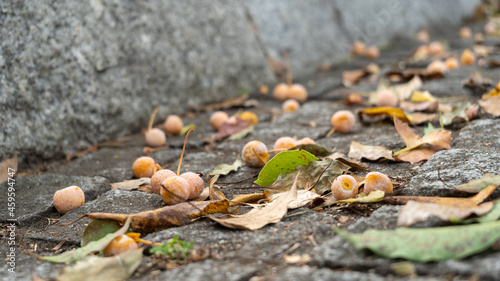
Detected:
[
  {"left": 331, "top": 172, "right": 393, "bottom": 200},
  {"left": 132, "top": 156, "right": 204, "bottom": 205},
  {"left": 144, "top": 108, "right": 185, "bottom": 147}
]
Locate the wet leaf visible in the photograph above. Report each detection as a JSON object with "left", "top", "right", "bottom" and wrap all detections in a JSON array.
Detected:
[
  {"left": 478, "top": 95, "right": 500, "bottom": 116},
  {"left": 441, "top": 102, "right": 472, "bottom": 126},
  {"left": 110, "top": 178, "right": 150, "bottom": 191},
  {"left": 57, "top": 248, "right": 142, "bottom": 281},
  {"left": 271, "top": 158, "right": 350, "bottom": 194},
  {"left": 455, "top": 174, "right": 500, "bottom": 193},
  {"left": 40, "top": 218, "right": 131, "bottom": 263},
  {"left": 397, "top": 200, "right": 494, "bottom": 226},
  {"left": 393, "top": 117, "right": 450, "bottom": 163},
  {"left": 216, "top": 117, "right": 252, "bottom": 140},
  {"left": 0, "top": 155, "right": 18, "bottom": 184},
  {"left": 292, "top": 144, "right": 331, "bottom": 157},
  {"left": 336, "top": 220, "right": 500, "bottom": 262},
  {"left": 348, "top": 141, "right": 394, "bottom": 161},
  {"left": 358, "top": 107, "right": 410, "bottom": 124},
  {"left": 255, "top": 150, "right": 318, "bottom": 187},
  {"left": 271, "top": 190, "right": 320, "bottom": 209},
  {"left": 210, "top": 173, "right": 299, "bottom": 230},
  {"left": 81, "top": 220, "right": 122, "bottom": 247},
  {"left": 208, "top": 156, "right": 242, "bottom": 176},
  {"left": 81, "top": 201, "right": 232, "bottom": 233},
  {"left": 384, "top": 185, "right": 497, "bottom": 208}
]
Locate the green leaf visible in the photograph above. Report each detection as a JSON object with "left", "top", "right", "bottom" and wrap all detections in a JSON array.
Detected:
[
  {"left": 270, "top": 158, "right": 350, "bottom": 194},
  {"left": 455, "top": 173, "right": 500, "bottom": 193},
  {"left": 423, "top": 122, "right": 438, "bottom": 135},
  {"left": 40, "top": 217, "right": 131, "bottom": 263},
  {"left": 255, "top": 150, "right": 318, "bottom": 187},
  {"left": 180, "top": 124, "right": 196, "bottom": 135},
  {"left": 292, "top": 144, "right": 331, "bottom": 157},
  {"left": 57, "top": 248, "right": 143, "bottom": 281},
  {"left": 81, "top": 219, "right": 122, "bottom": 247},
  {"left": 335, "top": 220, "right": 500, "bottom": 262},
  {"left": 208, "top": 155, "right": 243, "bottom": 176}
]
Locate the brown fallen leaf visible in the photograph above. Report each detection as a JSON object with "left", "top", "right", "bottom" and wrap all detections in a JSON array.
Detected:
[
  {"left": 358, "top": 107, "right": 410, "bottom": 124},
  {"left": 397, "top": 200, "right": 493, "bottom": 226},
  {"left": 478, "top": 95, "right": 500, "bottom": 116},
  {"left": 462, "top": 71, "right": 493, "bottom": 95},
  {"left": 348, "top": 141, "right": 395, "bottom": 161},
  {"left": 407, "top": 112, "right": 438, "bottom": 125},
  {"left": 210, "top": 173, "right": 300, "bottom": 231},
  {"left": 318, "top": 190, "right": 386, "bottom": 208},
  {"left": 342, "top": 69, "right": 371, "bottom": 87},
  {"left": 72, "top": 200, "right": 233, "bottom": 233},
  {"left": 393, "top": 117, "right": 451, "bottom": 163},
  {"left": 271, "top": 190, "right": 321, "bottom": 209},
  {"left": 455, "top": 173, "right": 500, "bottom": 193},
  {"left": 110, "top": 178, "right": 151, "bottom": 191},
  {"left": 208, "top": 175, "right": 227, "bottom": 201},
  {"left": 230, "top": 192, "right": 271, "bottom": 206},
  {"left": 384, "top": 185, "right": 497, "bottom": 208},
  {"left": 391, "top": 76, "right": 423, "bottom": 101},
  {"left": 399, "top": 100, "right": 438, "bottom": 113},
  {"left": 0, "top": 155, "right": 18, "bottom": 184},
  {"left": 215, "top": 117, "right": 252, "bottom": 140}
]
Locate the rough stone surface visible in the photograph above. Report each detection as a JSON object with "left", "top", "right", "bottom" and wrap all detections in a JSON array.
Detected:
[
  {"left": 0, "top": 174, "right": 108, "bottom": 225},
  {"left": 402, "top": 149, "right": 500, "bottom": 198},
  {"left": 452, "top": 119, "right": 500, "bottom": 149}
]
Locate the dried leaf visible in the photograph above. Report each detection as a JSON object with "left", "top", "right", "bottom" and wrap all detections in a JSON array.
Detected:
[
  {"left": 397, "top": 200, "right": 494, "bottom": 226},
  {"left": 384, "top": 185, "right": 497, "bottom": 208},
  {"left": 336, "top": 220, "right": 500, "bottom": 262},
  {"left": 271, "top": 190, "right": 320, "bottom": 209},
  {"left": 410, "top": 90, "right": 435, "bottom": 102},
  {"left": 271, "top": 159, "right": 350, "bottom": 194},
  {"left": 392, "top": 76, "right": 423, "bottom": 100},
  {"left": 348, "top": 141, "right": 394, "bottom": 161},
  {"left": 358, "top": 107, "right": 410, "bottom": 124},
  {"left": 231, "top": 192, "right": 270, "bottom": 206},
  {"left": 407, "top": 112, "right": 438, "bottom": 125},
  {"left": 255, "top": 150, "right": 318, "bottom": 187},
  {"left": 0, "top": 155, "right": 18, "bottom": 184},
  {"left": 110, "top": 178, "right": 150, "bottom": 191},
  {"left": 462, "top": 71, "right": 493, "bottom": 95},
  {"left": 455, "top": 174, "right": 500, "bottom": 193},
  {"left": 208, "top": 156, "right": 242, "bottom": 176},
  {"left": 342, "top": 69, "right": 370, "bottom": 87},
  {"left": 57, "top": 248, "right": 142, "bottom": 281},
  {"left": 441, "top": 102, "right": 473, "bottom": 126},
  {"left": 320, "top": 190, "right": 385, "bottom": 207},
  {"left": 208, "top": 175, "right": 227, "bottom": 201},
  {"left": 227, "top": 125, "right": 254, "bottom": 140},
  {"left": 399, "top": 101, "right": 438, "bottom": 113},
  {"left": 458, "top": 199, "right": 500, "bottom": 224},
  {"left": 211, "top": 173, "right": 300, "bottom": 230},
  {"left": 41, "top": 218, "right": 131, "bottom": 263},
  {"left": 478, "top": 96, "right": 500, "bottom": 116},
  {"left": 215, "top": 117, "right": 252, "bottom": 140}
]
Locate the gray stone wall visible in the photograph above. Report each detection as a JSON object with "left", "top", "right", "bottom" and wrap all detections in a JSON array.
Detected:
[{"left": 0, "top": 0, "right": 479, "bottom": 167}]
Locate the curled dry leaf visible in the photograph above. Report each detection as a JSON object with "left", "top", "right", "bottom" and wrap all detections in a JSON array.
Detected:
[
  {"left": 397, "top": 200, "right": 494, "bottom": 226},
  {"left": 208, "top": 155, "right": 243, "bottom": 176},
  {"left": 318, "top": 190, "right": 385, "bottom": 208},
  {"left": 358, "top": 107, "right": 410, "bottom": 124},
  {"left": 441, "top": 102, "right": 474, "bottom": 126},
  {"left": 407, "top": 112, "right": 438, "bottom": 125},
  {"left": 271, "top": 190, "right": 321, "bottom": 209},
  {"left": 110, "top": 178, "right": 151, "bottom": 192},
  {"left": 478, "top": 96, "right": 500, "bottom": 116},
  {"left": 348, "top": 141, "right": 395, "bottom": 161},
  {"left": 210, "top": 173, "right": 300, "bottom": 231},
  {"left": 392, "top": 76, "right": 423, "bottom": 101}
]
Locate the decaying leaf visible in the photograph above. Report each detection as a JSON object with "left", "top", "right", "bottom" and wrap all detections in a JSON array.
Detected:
[
  {"left": 216, "top": 117, "right": 252, "bottom": 140},
  {"left": 392, "top": 76, "right": 424, "bottom": 101},
  {"left": 455, "top": 173, "right": 500, "bottom": 193},
  {"left": 336, "top": 220, "right": 500, "bottom": 262},
  {"left": 397, "top": 200, "right": 494, "bottom": 226},
  {"left": 210, "top": 173, "right": 300, "bottom": 231},
  {"left": 440, "top": 102, "right": 473, "bottom": 126},
  {"left": 255, "top": 150, "right": 318, "bottom": 187},
  {"left": 57, "top": 248, "right": 143, "bottom": 281},
  {"left": 478, "top": 95, "right": 500, "bottom": 116},
  {"left": 271, "top": 190, "right": 321, "bottom": 209},
  {"left": 110, "top": 178, "right": 151, "bottom": 191},
  {"left": 208, "top": 175, "right": 227, "bottom": 201},
  {"left": 0, "top": 155, "right": 18, "bottom": 184},
  {"left": 78, "top": 200, "right": 232, "bottom": 232},
  {"left": 393, "top": 117, "right": 451, "bottom": 163},
  {"left": 348, "top": 141, "right": 394, "bottom": 161},
  {"left": 40, "top": 218, "right": 131, "bottom": 263},
  {"left": 271, "top": 158, "right": 351, "bottom": 194},
  {"left": 384, "top": 185, "right": 497, "bottom": 208},
  {"left": 358, "top": 107, "right": 410, "bottom": 124},
  {"left": 208, "top": 156, "right": 243, "bottom": 176}
]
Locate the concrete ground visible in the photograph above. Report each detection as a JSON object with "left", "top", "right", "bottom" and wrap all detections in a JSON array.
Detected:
[{"left": 2, "top": 23, "right": 500, "bottom": 281}]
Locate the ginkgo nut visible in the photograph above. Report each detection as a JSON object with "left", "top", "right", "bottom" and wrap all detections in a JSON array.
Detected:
[
  {"left": 364, "top": 172, "right": 393, "bottom": 195},
  {"left": 375, "top": 90, "right": 398, "bottom": 107},
  {"left": 180, "top": 172, "right": 204, "bottom": 199},
  {"left": 160, "top": 176, "right": 191, "bottom": 205},
  {"left": 288, "top": 84, "right": 308, "bottom": 103},
  {"left": 274, "top": 137, "right": 296, "bottom": 150},
  {"left": 330, "top": 110, "right": 356, "bottom": 134},
  {"left": 103, "top": 234, "right": 139, "bottom": 257},
  {"left": 210, "top": 111, "right": 229, "bottom": 131},
  {"left": 164, "top": 115, "right": 184, "bottom": 135},
  {"left": 295, "top": 137, "right": 316, "bottom": 146},
  {"left": 331, "top": 175, "right": 359, "bottom": 200},
  {"left": 426, "top": 60, "right": 447, "bottom": 75},
  {"left": 132, "top": 156, "right": 158, "bottom": 178},
  {"left": 145, "top": 128, "right": 166, "bottom": 147},
  {"left": 53, "top": 186, "right": 85, "bottom": 214},
  {"left": 150, "top": 169, "right": 176, "bottom": 195},
  {"left": 364, "top": 46, "right": 380, "bottom": 60},
  {"left": 460, "top": 49, "right": 476, "bottom": 66},
  {"left": 282, "top": 99, "right": 300, "bottom": 113},
  {"left": 273, "top": 83, "right": 290, "bottom": 101},
  {"left": 242, "top": 140, "right": 269, "bottom": 168}
]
